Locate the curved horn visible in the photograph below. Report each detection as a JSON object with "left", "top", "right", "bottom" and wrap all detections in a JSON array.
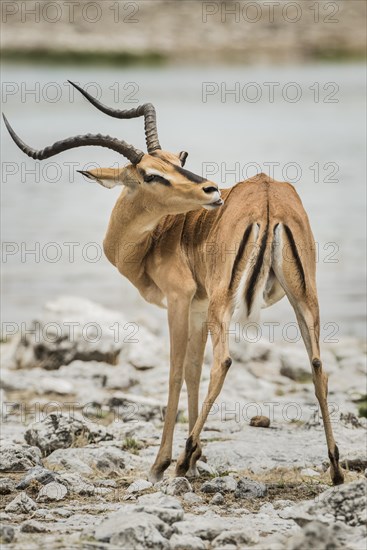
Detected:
[
  {"left": 3, "top": 114, "right": 144, "bottom": 164},
  {"left": 68, "top": 81, "right": 161, "bottom": 154}
]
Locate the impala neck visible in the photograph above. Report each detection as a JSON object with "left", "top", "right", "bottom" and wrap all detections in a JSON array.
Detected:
[{"left": 104, "top": 188, "right": 165, "bottom": 276}]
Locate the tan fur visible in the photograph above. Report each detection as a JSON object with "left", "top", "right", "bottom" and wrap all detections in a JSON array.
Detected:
[{"left": 83, "top": 151, "right": 344, "bottom": 485}]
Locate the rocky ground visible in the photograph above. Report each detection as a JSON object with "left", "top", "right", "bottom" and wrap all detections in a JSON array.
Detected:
[{"left": 0, "top": 297, "right": 366, "bottom": 549}]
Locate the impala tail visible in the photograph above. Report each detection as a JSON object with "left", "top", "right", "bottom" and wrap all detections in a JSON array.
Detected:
[{"left": 232, "top": 218, "right": 311, "bottom": 324}]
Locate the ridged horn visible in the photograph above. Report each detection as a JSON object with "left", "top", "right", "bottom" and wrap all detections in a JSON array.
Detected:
[
  {"left": 3, "top": 114, "right": 145, "bottom": 165},
  {"left": 68, "top": 80, "right": 161, "bottom": 154}
]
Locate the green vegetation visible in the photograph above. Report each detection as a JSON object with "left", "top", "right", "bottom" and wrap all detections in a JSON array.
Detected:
[
  {"left": 1, "top": 48, "right": 167, "bottom": 67},
  {"left": 122, "top": 437, "right": 141, "bottom": 454},
  {"left": 358, "top": 404, "right": 367, "bottom": 418},
  {"left": 2, "top": 46, "right": 364, "bottom": 67},
  {"left": 308, "top": 46, "right": 366, "bottom": 63},
  {"left": 177, "top": 411, "right": 189, "bottom": 424}
]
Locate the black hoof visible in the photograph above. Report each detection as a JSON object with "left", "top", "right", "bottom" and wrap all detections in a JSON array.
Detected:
[{"left": 332, "top": 470, "right": 345, "bottom": 486}]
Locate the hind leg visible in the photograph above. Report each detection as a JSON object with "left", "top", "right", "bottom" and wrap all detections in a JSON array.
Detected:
[
  {"left": 294, "top": 300, "right": 343, "bottom": 485},
  {"left": 273, "top": 252, "right": 344, "bottom": 485}
]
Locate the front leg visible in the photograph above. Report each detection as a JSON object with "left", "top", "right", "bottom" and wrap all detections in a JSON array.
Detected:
[
  {"left": 148, "top": 291, "right": 193, "bottom": 483},
  {"left": 184, "top": 301, "right": 208, "bottom": 476},
  {"left": 176, "top": 294, "right": 232, "bottom": 477}
]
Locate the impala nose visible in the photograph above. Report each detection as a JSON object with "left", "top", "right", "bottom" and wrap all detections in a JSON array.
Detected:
[{"left": 202, "top": 185, "right": 223, "bottom": 210}]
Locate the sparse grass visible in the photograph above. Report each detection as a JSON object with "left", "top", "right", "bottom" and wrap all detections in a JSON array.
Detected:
[
  {"left": 71, "top": 430, "right": 90, "bottom": 448},
  {"left": 122, "top": 437, "right": 141, "bottom": 454},
  {"left": 184, "top": 466, "right": 363, "bottom": 515},
  {"left": 308, "top": 47, "right": 366, "bottom": 63},
  {"left": 177, "top": 412, "right": 189, "bottom": 424},
  {"left": 355, "top": 395, "right": 367, "bottom": 418},
  {"left": 202, "top": 437, "right": 224, "bottom": 443},
  {"left": 358, "top": 403, "right": 367, "bottom": 418},
  {"left": 289, "top": 419, "right": 304, "bottom": 427}
]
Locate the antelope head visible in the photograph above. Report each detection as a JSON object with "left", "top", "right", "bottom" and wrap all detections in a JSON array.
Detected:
[{"left": 3, "top": 81, "right": 223, "bottom": 215}]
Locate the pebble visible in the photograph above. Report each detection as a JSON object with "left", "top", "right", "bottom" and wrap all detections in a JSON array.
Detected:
[
  {"left": 16, "top": 465, "right": 57, "bottom": 490},
  {"left": 300, "top": 468, "right": 320, "bottom": 477},
  {"left": 201, "top": 475, "right": 237, "bottom": 494},
  {"left": 94, "top": 510, "right": 170, "bottom": 548},
  {"left": 212, "top": 529, "right": 259, "bottom": 547},
  {"left": 58, "top": 473, "right": 96, "bottom": 496},
  {"left": 183, "top": 492, "right": 203, "bottom": 505},
  {"left": 38, "top": 482, "right": 68, "bottom": 502},
  {"left": 126, "top": 479, "right": 153, "bottom": 494},
  {"left": 210, "top": 492, "right": 225, "bottom": 505},
  {"left": 250, "top": 415, "right": 271, "bottom": 428},
  {"left": 0, "top": 525, "right": 15, "bottom": 543},
  {"left": 234, "top": 477, "right": 267, "bottom": 499},
  {"left": 136, "top": 492, "right": 184, "bottom": 525},
  {"left": 161, "top": 477, "right": 192, "bottom": 496},
  {"left": 24, "top": 413, "right": 93, "bottom": 456},
  {"left": 20, "top": 519, "right": 49, "bottom": 533},
  {"left": 0, "top": 444, "right": 42, "bottom": 472},
  {"left": 170, "top": 533, "right": 207, "bottom": 550},
  {"left": 5, "top": 492, "right": 37, "bottom": 513},
  {"left": 0, "top": 477, "right": 15, "bottom": 495}
]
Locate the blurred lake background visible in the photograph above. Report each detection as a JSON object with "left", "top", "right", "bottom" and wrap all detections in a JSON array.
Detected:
[{"left": 1, "top": 0, "right": 366, "bottom": 340}]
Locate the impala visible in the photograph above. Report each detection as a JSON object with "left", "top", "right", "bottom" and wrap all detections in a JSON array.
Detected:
[{"left": 3, "top": 82, "right": 344, "bottom": 485}]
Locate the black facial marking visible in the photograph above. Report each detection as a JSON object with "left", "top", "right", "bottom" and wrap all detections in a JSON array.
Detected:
[
  {"left": 151, "top": 175, "right": 171, "bottom": 186},
  {"left": 173, "top": 164, "right": 207, "bottom": 184},
  {"left": 77, "top": 170, "right": 95, "bottom": 180},
  {"left": 141, "top": 170, "right": 171, "bottom": 186}
]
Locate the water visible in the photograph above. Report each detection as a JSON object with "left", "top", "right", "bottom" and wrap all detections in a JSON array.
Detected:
[{"left": 1, "top": 63, "right": 366, "bottom": 339}]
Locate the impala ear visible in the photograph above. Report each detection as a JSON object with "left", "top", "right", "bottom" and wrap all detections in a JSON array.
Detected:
[
  {"left": 77, "top": 169, "right": 123, "bottom": 189},
  {"left": 179, "top": 151, "right": 188, "bottom": 167}
]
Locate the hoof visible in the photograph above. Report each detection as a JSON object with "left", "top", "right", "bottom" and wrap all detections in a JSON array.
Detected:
[
  {"left": 332, "top": 469, "right": 345, "bottom": 486},
  {"left": 186, "top": 465, "right": 199, "bottom": 478},
  {"left": 175, "top": 461, "right": 188, "bottom": 478},
  {"left": 148, "top": 469, "right": 164, "bottom": 484},
  {"left": 148, "top": 457, "right": 171, "bottom": 484}
]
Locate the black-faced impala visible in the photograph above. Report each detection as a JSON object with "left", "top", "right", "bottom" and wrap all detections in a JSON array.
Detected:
[{"left": 3, "top": 82, "right": 344, "bottom": 485}]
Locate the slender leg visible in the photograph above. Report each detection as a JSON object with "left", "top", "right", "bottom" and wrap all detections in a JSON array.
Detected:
[
  {"left": 148, "top": 294, "right": 192, "bottom": 483},
  {"left": 184, "top": 301, "right": 208, "bottom": 476},
  {"left": 291, "top": 300, "right": 344, "bottom": 485},
  {"left": 273, "top": 233, "right": 344, "bottom": 486},
  {"left": 176, "top": 294, "right": 232, "bottom": 476}
]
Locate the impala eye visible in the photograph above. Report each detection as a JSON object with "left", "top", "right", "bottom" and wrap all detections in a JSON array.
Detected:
[{"left": 143, "top": 173, "right": 171, "bottom": 186}]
